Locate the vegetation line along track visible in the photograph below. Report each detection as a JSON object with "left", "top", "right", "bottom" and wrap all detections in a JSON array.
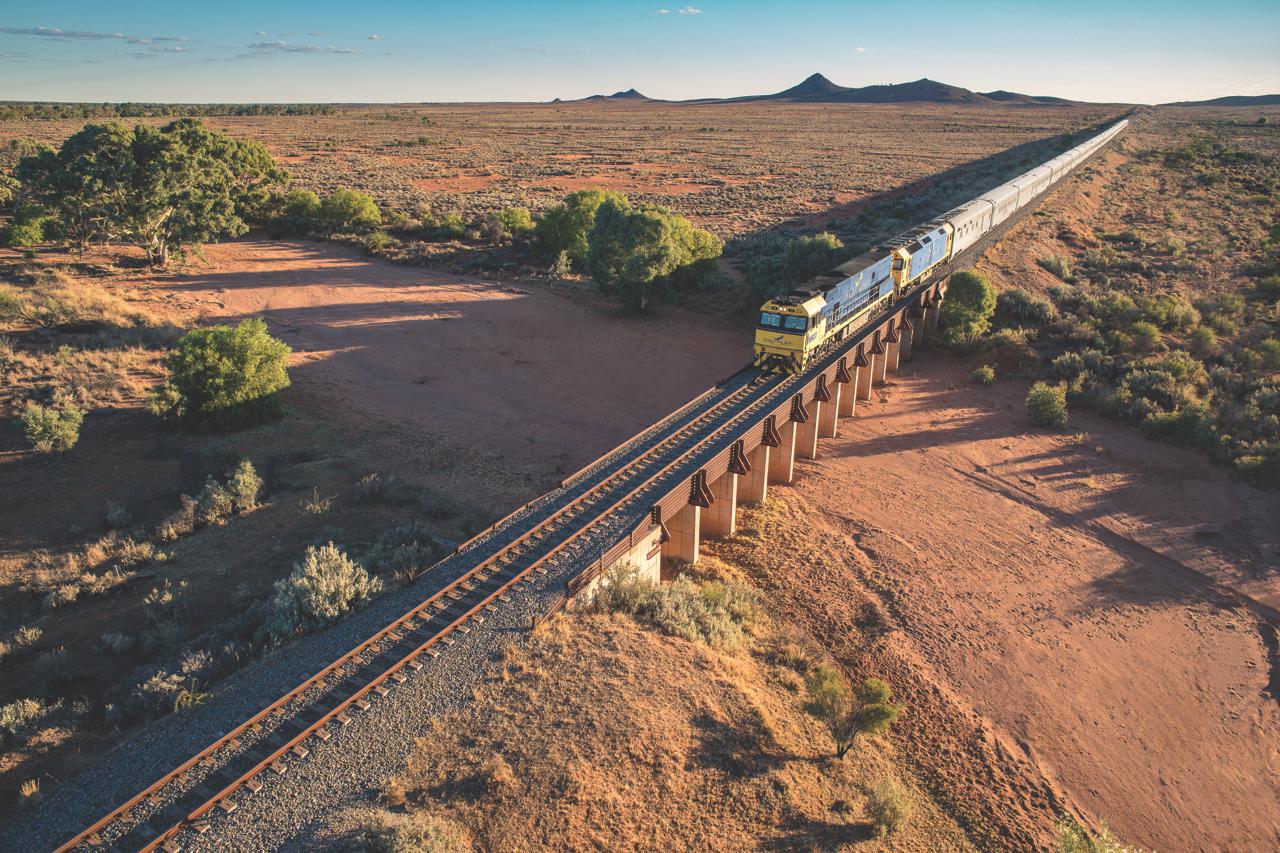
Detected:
[{"left": 54, "top": 369, "right": 784, "bottom": 853}]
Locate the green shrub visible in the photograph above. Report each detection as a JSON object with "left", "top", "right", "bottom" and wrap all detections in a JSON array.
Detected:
[
  {"left": 1129, "top": 321, "right": 1163, "bottom": 353},
  {"left": 1190, "top": 326, "right": 1219, "bottom": 357},
  {"left": 1026, "top": 381, "right": 1069, "bottom": 428},
  {"left": 804, "top": 667, "right": 902, "bottom": 759},
  {"left": 865, "top": 778, "right": 914, "bottom": 837},
  {"left": 229, "top": 459, "right": 263, "bottom": 512},
  {"left": 996, "top": 288, "right": 1057, "bottom": 325},
  {"left": 971, "top": 365, "right": 996, "bottom": 385},
  {"left": 589, "top": 565, "right": 758, "bottom": 649},
  {"left": 1138, "top": 293, "right": 1199, "bottom": 330},
  {"left": 496, "top": 206, "right": 534, "bottom": 234},
  {"left": 744, "top": 232, "right": 846, "bottom": 298},
  {"left": 318, "top": 188, "right": 381, "bottom": 232},
  {"left": 266, "top": 543, "right": 382, "bottom": 641},
  {"left": 1260, "top": 338, "right": 1280, "bottom": 371},
  {"left": 282, "top": 188, "right": 322, "bottom": 230},
  {"left": 1037, "top": 255, "right": 1074, "bottom": 280},
  {"left": 1258, "top": 275, "right": 1280, "bottom": 298},
  {"left": 1142, "top": 404, "right": 1220, "bottom": 449},
  {"left": 535, "top": 189, "right": 629, "bottom": 267},
  {"left": 4, "top": 206, "right": 48, "bottom": 247},
  {"left": 151, "top": 318, "right": 291, "bottom": 430},
  {"left": 940, "top": 270, "right": 998, "bottom": 344},
  {"left": 363, "top": 230, "right": 395, "bottom": 255},
  {"left": 195, "top": 478, "right": 235, "bottom": 525},
  {"left": 364, "top": 522, "right": 440, "bottom": 582},
  {"left": 22, "top": 392, "right": 84, "bottom": 452}
]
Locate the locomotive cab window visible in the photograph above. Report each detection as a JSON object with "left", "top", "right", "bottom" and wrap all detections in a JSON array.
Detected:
[
  {"left": 783, "top": 315, "right": 808, "bottom": 332},
  {"left": 759, "top": 312, "right": 783, "bottom": 328}
]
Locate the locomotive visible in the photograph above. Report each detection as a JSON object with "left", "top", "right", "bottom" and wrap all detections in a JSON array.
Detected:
[{"left": 753, "top": 119, "right": 1129, "bottom": 373}]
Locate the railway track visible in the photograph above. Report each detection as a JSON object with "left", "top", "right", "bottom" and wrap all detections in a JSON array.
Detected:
[
  {"left": 55, "top": 368, "right": 793, "bottom": 853},
  {"left": 54, "top": 125, "right": 1122, "bottom": 853}
]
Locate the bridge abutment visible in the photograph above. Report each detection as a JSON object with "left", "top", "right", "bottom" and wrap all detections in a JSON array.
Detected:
[{"left": 703, "top": 472, "right": 738, "bottom": 537}]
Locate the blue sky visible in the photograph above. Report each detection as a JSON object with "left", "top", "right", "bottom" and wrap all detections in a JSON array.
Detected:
[{"left": 1, "top": 1, "right": 1277, "bottom": 104}]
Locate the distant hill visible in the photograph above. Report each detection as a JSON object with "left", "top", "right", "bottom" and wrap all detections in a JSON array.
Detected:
[
  {"left": 563, "top": 74, "right": 1088, "bottom": 107},
  {"left": 579, "top": 88, "right": 654, "bottom": 102},
  {"left": 981, "top": 89, "right": 1076, "bottom": 106},
  {"left": 695, "top": 73, "right": 1078, "bottom": 106},
  {"left": 1165, "top": 93, "right": 1280, "bottom": 106}
]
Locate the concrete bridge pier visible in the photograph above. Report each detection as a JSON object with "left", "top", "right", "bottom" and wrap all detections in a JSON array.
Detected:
[
  {"left": 856, "top": 352, "right": 874, "bottom": 401},
  {"left": 741, "top": 444, "right": 770, "bottom": 504},
  {"left": 898, "top": 317, "right": 914, "bottom": 361},
  {"left": 661, "top": 503, "right": 700, "bottom": 566},
  {"left": 871, "top": 338, "right": 889, "bottom": 386},
  {"left": 703, "top": 473, "right": 738, "bottom": 537},
  {"left": 911, "top": 309, "right": 926, "bottom": 349},
  {"left": 767, "top": 419, "right": 797, "bottom": 484},
  {"left": 798, "top": 400, "right": 822, "bottom": 459},
  {"left": 925, "top": 295, "right": 944, "bottom": 336},
  {"left": 820, "top": 382, "right": 841, "bottom": 437},
  {"left": 838, "top": 359, "right": 857, "bottom": 418},
  {"left": 884, "top": 329, "right": 901, "bottom": 374}
]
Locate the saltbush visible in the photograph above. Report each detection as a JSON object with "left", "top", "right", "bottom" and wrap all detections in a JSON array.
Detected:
[
  {"left": 865, "top": 778, "right": 914, "bottom": 837},
  {"left": 996, "top": 288, "right": 1057, "bottom": 325},
  {"left": 971, "top": 365, "right": 996, "bottom": 385},
  {"left": 228, "top": 459, "right": 263, "bottom": 512},
  {"left": 589, "top": 566, "right": 758, "bottom": 650},
  {"left": 266, "top": 543, "right": 382, "bottom": 641},
  {"left": 151, "top": 318, "right": 291, "bottom": 430},
  {"left": 1026, "top": 381, "right": 1069, "bottom": 428},
  {"left": 22, "top": 392, "right": 84, "bottom": 452}
]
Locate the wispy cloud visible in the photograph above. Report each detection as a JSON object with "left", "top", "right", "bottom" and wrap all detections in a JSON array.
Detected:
[
  {"left": 514, "top": 46, "right": 590, "bottom": 54},
  {"left": 678, "top": 5, "right": 702, "bottom": 13},
  {"left": 657, "top": 8, "right": 671, "bottom": 13},
  {"left": 0, "top": 25, "right": 189, "bottom": 44},
  {"left": 368, "top": 34, "right": 384, "bottom": 40},
  {"left": 243, "top": 40, "right": 360, "bottom": 56},
  {"left": 307, "top": 31, "right": 326, "bottom": 37},
  {"left": 855, "top": 46, "right": 873, "bottom": 53}
]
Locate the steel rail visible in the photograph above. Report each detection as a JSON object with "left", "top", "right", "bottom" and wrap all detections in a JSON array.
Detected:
[{"left": 54, "top": 369, "right": 774, "bottom": 853}]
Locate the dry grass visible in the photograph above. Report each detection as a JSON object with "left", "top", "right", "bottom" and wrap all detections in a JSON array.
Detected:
[
  {"left": 0, "top": 263, "right": 175, "bottom": 417},
  {"left": 364, "top": 586, "right": 970, "bottom": 851},
  {"left": 2, "top": 102, "right": 1107, "bottom": 241}
]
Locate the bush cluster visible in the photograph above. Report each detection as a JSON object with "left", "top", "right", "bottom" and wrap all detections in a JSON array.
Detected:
[
  {"left": 279, "top": 187, "right": 382, "bottom": 234},
  {"left": 1026, "top": 381, "right": 1069, "bottom": 428},
  {"left": 589, "top": 565, "right": 758, "bottom": 649}
]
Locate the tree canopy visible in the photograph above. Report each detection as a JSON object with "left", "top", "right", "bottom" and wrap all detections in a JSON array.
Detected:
[
  {"left": 16, "top": 118, "right": 286, "bottom": 265},
  {"left": 150, "top": 317, "right": 292, "bottom": 430},
  {"left": 585, "top": 198, "right": 723, "bottom": 312},
  {"left": 745, "top": 232, "right": 847, "bottom": 298},
  {"left": 535, "top": 189, "right": 629, "bottom": 267},
  {"left": 939, "top": 270, "right": 998, "bottom": 344}
]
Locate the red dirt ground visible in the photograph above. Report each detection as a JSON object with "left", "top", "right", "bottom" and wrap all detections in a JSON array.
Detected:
[
  {"left": 126, "top": 240, "right": 747, "bottom": 502},
  {"left": 771, "top": 356, "right": 1280, "bottom": 852}
]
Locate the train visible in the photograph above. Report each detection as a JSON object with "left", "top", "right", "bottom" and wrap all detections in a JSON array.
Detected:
[{"left": 753, "top": 119, "right": 1129, "bottom": 373}]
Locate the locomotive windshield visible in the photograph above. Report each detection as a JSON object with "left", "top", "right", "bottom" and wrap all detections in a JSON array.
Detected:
[{"left": 758, "top": 313, "right": 807, "bottom": 332}]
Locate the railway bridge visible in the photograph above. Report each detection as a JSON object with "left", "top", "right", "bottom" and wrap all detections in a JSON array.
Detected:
[{"left": 46, "top": 121, "right": 1127, "bottom": 853}]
